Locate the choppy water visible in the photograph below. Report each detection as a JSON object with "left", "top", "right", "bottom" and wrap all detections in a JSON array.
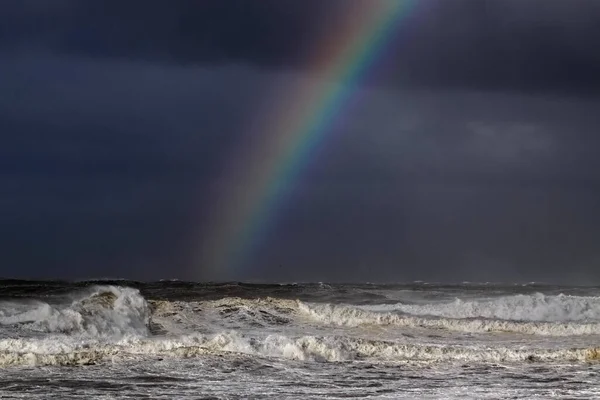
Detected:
[{"left": 1, "top": 280, "right": 600, "bottom": 399}]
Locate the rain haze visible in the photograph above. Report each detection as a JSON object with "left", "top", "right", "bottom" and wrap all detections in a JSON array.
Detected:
[{"left": 1, "top": 0, "right": 600, "bottom": 283}]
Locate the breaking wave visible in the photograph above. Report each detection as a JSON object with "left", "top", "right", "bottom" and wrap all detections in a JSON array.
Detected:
[
  {"left": 0, "top": 286, "right": 149, "bottom": 336},
  {"left": 2, "top": 286, "right": 600, "bottom": 368},
  {"left": 363, "top": 293, "right": 600, "bottom": 322},
  {"left": 297, "top": 301, "right": 600, "bottom": 336},
  {"left": 0, "top": 332, "right": 599, "bottom": 367},
  {"left": 150, "top": 296, "right": 600, "bottom": 337}
]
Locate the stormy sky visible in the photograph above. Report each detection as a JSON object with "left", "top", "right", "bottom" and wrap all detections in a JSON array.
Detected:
[{"left": 1, "top": 0, "right": 600, "bottom": 283}]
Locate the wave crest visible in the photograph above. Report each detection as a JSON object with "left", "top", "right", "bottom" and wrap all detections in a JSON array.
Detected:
[
  {"left": 367, "top": 293, "right": 600, "bottom": 322},
  {"left": 298, "top": 301, "right": 600, "bottom": 336},
  {"left": 0, "top": 332, "right": 599, "bottom": 367},
  {"left": 0, "top": 286, "right": 149, "bottom": 337}
]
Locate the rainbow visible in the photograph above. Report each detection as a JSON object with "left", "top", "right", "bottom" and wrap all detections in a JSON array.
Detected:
[{"left": 199, "top": 0, "right": 417, "bottom": 280}]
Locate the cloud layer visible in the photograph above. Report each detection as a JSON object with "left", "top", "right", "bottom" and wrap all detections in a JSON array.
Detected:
[
  {"left": 1, "top": 1, "right": 600, "bottom": 282},
  {"left": 2, "top": 0, "right": 600, "bottom": 95},
  {"left": 1, "top": 54, "right": 599, "bottom": 282}
]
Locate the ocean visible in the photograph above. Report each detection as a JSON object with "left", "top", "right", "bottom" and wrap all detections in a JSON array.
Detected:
[{"left": 0, "top": 280, "right": 599, "bottom": 399}]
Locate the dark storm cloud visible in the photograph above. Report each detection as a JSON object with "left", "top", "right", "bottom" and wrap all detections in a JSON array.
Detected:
[
  {"left": 1, "top": 1, "right": 600, "bottom": 283},
  {"left": 1, "top": 0, "right": 600, "bottom": 95},
  {"left": 0, "top": 57, "right": 266, "bottom": 175},
  {"left": 0, "top": 56, "right": 270, "bottom": 279},
  {"left": 242, "top": 85, "right": 600, "bottom": 283},
  {"left": 0, "top": 0, "right": 331, "bottom": 66},
  {"left": 1, "top": 55, "right": 600, "bottom": 282}
]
